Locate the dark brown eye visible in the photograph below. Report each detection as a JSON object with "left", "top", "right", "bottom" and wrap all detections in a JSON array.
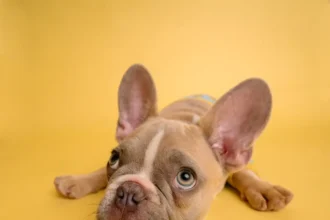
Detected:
[
  {"left": 109, "top": 150, "right": 120, "bottom": 169},
  {"left": 175, "top": 169, "right": 196, "bottom": 190}
]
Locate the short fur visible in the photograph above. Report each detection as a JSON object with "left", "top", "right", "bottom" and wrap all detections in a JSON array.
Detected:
[{"left": 54, "top": 64, "right": 293, "bottom": 220}]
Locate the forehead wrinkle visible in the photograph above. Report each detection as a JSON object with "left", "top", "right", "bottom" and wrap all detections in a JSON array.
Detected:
[{"left": 161, "top": 119, "right": 191, "bottom": 135}]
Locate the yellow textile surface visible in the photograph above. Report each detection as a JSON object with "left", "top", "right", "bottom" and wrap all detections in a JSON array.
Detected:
[{"left": 1, "top": 1, "right": 329, "bottom": 220}]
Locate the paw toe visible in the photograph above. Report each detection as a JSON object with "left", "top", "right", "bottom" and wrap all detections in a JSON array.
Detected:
[
  {"left": 242, "top": 182, "right": 294, "bottom": 212},
  {"left": 264, "top": 185, "right": 292, "bottom": 211},
  {"left": 245, "top": 188, "right": 267, "bottom": 211},
  {"left": 267, "top": 195, "right": 286, "bottom": 211},
  {"left": 274, "top": 185, "right": 294, "bottom": 204},
  {"left": 53, "top": 176, "right": 80, "bottom": 199}
]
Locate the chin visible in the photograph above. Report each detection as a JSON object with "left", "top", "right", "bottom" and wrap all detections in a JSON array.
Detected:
[{"left": 97, "top": 203, "right": 170, "bottom": 220}]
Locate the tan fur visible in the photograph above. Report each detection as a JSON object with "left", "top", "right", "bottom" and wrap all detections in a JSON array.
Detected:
[
  {"left": 54, "top": 167, "right": 107, "bottom": 199},
  {"left": 54, "top": 64, "right": 293, "bottom": 219},
  {"left": 54, "top": 98, "right": 293, "bottom": 212},
  {"left": 228, "top": 169, "right": 293, "bottom": 211}
]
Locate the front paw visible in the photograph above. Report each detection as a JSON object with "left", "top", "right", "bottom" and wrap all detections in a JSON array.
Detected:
[
  {"left": 241, "top": 181, "right": 293, "bottom": 211},
  {"left": 54, "top": 176, "right": 89, "bottom": 199}
]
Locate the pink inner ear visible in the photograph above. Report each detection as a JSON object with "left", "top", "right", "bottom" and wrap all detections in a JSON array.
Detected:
[
  {"left": 209, "top": 132, "right": 253, "bottom": 172},
  {"left": 116, "top": 64, "right": 157, "bottom": 141},
  {"left": 116, "top": 119, "right": 134, "bottom": 142},
  {"left": 201, "top": 78, "right": 272, "bottom": 173},
  {"left": 215, "top": 143, "right": 252, "bottom": 170}
]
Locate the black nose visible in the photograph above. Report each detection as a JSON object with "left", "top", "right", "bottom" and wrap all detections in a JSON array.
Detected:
[{"left": 115, "top": 181, "right": 146, "bottom": 211}]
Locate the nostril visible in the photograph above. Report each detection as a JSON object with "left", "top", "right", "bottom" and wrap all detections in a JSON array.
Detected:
[
  {"left": 115, "top": 187, "right": 127, "bottom": 210},
  {"left": 132, "top": 195, "right": 143, "bottom": 205},
  {"left": 116, "top": 187, "right": 124, "bottom": 199},
  {"left": 132, "top": 192, "right": 146, "bottom": 204},
  {"left": 115, "top": 181, "right": 146, "bottom": 211}
]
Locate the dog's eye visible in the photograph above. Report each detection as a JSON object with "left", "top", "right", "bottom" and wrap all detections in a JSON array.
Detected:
[
  {"left": 175, "top": 169, "right": 196, "bottom": 190},
  {"left": 109, "top": 150, "right": 120, "bottom": 169}
]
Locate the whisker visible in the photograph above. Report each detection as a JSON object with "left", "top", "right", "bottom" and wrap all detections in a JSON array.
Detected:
[
  {"left": 81, "top": 201, "right": 100, "bottom": 220},
  {"left": 82, "top": 210, "right": 98, "bottom": 220},
  {"left": 88, "top": 211, "right": 97, "bottom": 217},
  {"left": 87, "top": 203, "right": 100, "bottom": 206}
]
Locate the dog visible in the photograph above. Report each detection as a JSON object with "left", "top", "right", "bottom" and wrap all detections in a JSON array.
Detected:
[{"left": 54, "top": 64, "right": 293, "bottom": 220}]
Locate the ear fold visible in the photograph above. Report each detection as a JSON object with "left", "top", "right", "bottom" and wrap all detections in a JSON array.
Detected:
[
  {"left": 199, "top": 78, "right": 272, "bottom": 173},
  {"left": 116, "top": 64, "right": 157, "bottom": 142}
]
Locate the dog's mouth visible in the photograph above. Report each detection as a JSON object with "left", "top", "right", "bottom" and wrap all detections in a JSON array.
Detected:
[
  {"left": 97, "top": 201, "right": 171, "bottom": 220},
  {"left": 97, "top": 185, "right": 172, "bottom": 220}
]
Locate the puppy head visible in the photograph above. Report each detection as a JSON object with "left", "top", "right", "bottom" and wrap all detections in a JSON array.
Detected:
[{"left": 97, "top": 64, "right": 272, "bottom": 220}]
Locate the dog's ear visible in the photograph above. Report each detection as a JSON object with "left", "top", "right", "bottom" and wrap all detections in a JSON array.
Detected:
[
  {"left": 199, "top": 78, "right": 272, "bottom": 173},
  {"left": 116, "top": 64, "right": 157, "bottom": 142}
]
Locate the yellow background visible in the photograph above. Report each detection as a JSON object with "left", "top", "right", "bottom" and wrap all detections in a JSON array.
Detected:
[{"left": 1, "top": 0, "right": 329, "bottom": 219}]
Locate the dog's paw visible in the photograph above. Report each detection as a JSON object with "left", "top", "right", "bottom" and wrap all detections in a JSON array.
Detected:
[
  {"left": 240, "top": 181, "right": 293, "bottom": 211},
  {"left": 54, "top": 176, "right": 90, "bottom": 199}
]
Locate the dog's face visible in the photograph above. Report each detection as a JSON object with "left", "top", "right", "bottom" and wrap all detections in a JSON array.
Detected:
[
  {"left": 97, "top": 64, "right": 272, "bottom": 220},
  {"left": 98, "top": 118, "right": 224, "bottom": 220}
]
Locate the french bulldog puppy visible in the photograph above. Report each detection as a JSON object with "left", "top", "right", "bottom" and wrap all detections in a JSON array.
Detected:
[{"left": 54, "top": 64, "right": 293, "bottom": 220}]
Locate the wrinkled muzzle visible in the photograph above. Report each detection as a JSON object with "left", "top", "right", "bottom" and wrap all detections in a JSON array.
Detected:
[{"left": 97, "top": 174, "right": 173, "bottom": 220}]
